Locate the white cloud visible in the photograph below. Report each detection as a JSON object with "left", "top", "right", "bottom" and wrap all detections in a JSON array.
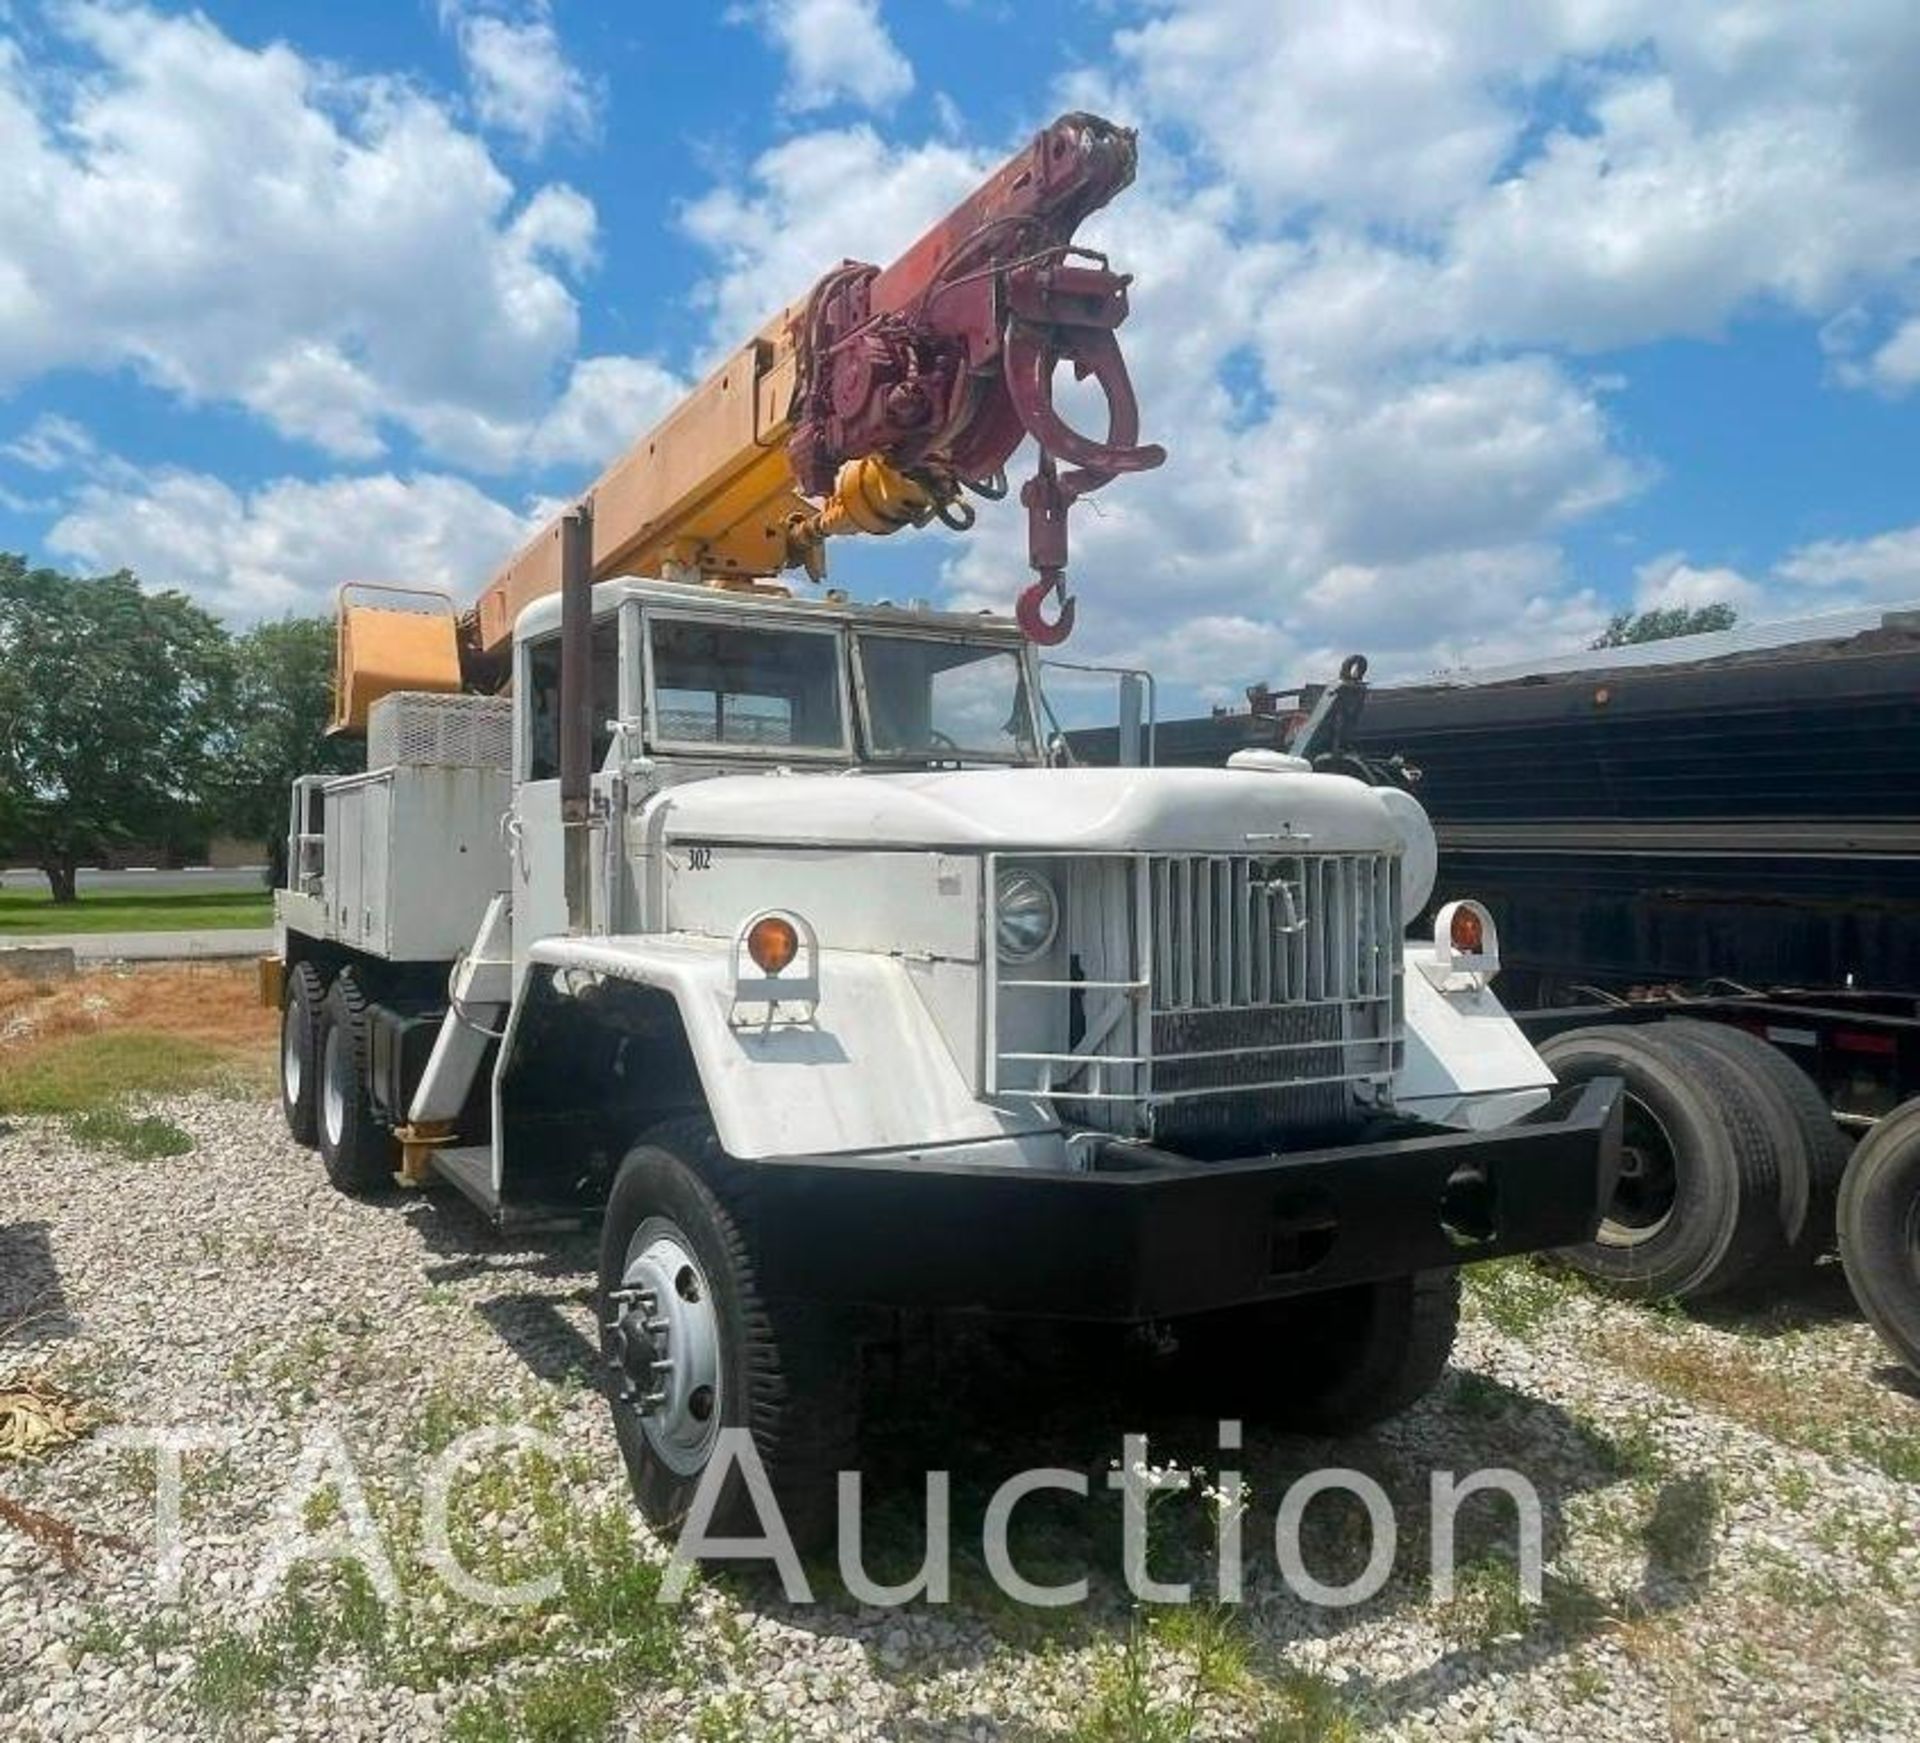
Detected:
[
  {"left": 743, "top": 0, "right": 915, "bottom": 113},
  {"left": 1117, "top": 1, "right": 1920, "bottom": 361},
  {"left": 1115, "top": 1, "right": 1525, "bottom": 226},
  {"left": 1632, "top": 551, "right": 1762, "bottom": 613},
  {"left": 402, "top": 352, "right": 687, "bottom": 472},
  {"left": 2, "top": 414, "right": 96, "bottom": 472},
  {"left": 1857, "top": 315, "right": 1920, "bottom": 394},
  {"left": 13, "top": 0, "right": 1919, "bottom": 697},
  {"left": 681, "top": 125, "right": 992, "bottom": 345},
  {"left": 1777, "top": 526, "right": 1920, "bottom": 599},
  {"left": 441, "top": 3, "right": 599, "bottom": 153},
  {"left": 1011, "top": 0, "right": 1920, "bottom": 685},
  {"left": 1614, "top": 525, "right": 1920, "bottom": 627},
  {"left": 1440, "top": 71, "right": 1917, "bottom": 354},
  {"left": 526, "top": 353, "right": 686, "bottom": 467},
  {"left": 47, "top": 465, "right": 535, "bottom": 620},
  {"left": 0, "top": 4, "right": 626, "bottom": 467}
]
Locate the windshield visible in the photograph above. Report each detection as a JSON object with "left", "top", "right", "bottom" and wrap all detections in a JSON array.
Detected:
[
  {"left": 857, "top": 635, "right": 1038, "bottom": 763},
  {"left": 648, "top": 618, "right": 846, "bottom": 753}
]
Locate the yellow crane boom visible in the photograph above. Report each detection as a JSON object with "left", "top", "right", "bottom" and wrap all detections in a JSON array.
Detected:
[{"left": 332, "top": 112, "right": 1164, "bottom": 732}]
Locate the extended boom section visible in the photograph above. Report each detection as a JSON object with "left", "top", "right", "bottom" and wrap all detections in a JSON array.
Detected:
[{"left": 470, "top": 112, "right": 1163, "bottom": 668}]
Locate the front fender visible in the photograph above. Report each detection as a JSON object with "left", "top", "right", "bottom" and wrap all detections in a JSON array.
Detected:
[
  {"left": 523, "top": 933, "right": 1055, "bottom": 1162},
  {"left": 1393, "top": 950, "right": 1555, "bottom": 1130}
]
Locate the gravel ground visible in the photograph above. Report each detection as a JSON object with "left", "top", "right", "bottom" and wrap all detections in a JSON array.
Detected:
[{"left": 3, "top": 1092, "right": 1918, "bottom": 1742}]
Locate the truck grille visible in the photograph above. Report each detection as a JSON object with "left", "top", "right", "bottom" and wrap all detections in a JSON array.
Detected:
[
  {"left": 1149, "top": 853, "right": 1398, "bottom": 1012},
  {"left": 989, "top": 851, "right": 1402, "bottom": 1152}
]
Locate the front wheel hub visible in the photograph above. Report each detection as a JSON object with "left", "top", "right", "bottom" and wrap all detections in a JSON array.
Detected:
[{"left": 605, "top": 1224, "right": 721, "bottom": 1476}]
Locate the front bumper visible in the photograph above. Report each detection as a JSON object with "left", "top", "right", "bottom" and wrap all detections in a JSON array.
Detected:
[{"left": 747, "top": 1078, "right": 1623, "bottom": 1320}]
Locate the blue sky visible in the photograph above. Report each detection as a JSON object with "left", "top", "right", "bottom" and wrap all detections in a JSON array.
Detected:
[{"left": 2, "top": 0, "right": 1918, "bottom": 712}]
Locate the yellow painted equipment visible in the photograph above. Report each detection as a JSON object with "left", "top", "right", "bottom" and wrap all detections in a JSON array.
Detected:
[{"left": 330, "top": 583, "right": 463, "bottom": 734}]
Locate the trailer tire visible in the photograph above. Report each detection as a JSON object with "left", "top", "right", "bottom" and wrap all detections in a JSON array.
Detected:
[
  {"left": 1662, "top": 1018, "right": 1848, "bottom": 1263},
  {"left": 1163, "top": 1269, "right": 1460, "bottom": 1434},
  {"left": 1538, "top": 1025, "right": 1784, "bottom": 1300},
  {"left": 279, "top": 963, "right": 326, "bottom": 1148},
  {"left": 315, "top": 968, "right": 396, "bottom": 1196},
  {"left": 598, "top": 1120, "right": 857, "bottom": 1554},
  {"left": 1838, "top": 1100, "right": 1920, "bottom": 1380}
]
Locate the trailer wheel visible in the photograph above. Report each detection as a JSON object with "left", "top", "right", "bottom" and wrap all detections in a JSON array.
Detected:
[
  {"left": 598, "top": 1120, "right": 857, "bottom": 1553},
  {"left": 315, "top": 968, "right": 397, "bottom": 1196},
  {"left": 1538, "top": 1026, "right": 1784, "bottom": 1299},
  {"left": 1662, "top": 1018, "right": 1849, "bottom": 1263},
  {"left": 1162, "top": 1269, "right": 1460, "bottom": 1433},
  {"left": 279, "top": 963, "right": 326, "bottom": 1148},
  {"left": 1839, "top": 1100, "right": 1920, "bottom": 1380}
]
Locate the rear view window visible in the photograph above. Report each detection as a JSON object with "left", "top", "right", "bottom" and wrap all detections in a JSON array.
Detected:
[{"left": 648, "top": 619, "right": 845, "bottom": 752}]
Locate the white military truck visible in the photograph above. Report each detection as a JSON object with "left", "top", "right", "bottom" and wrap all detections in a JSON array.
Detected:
[{"left": 265, "top": 116, "right": 1621, "bottom": 1544}]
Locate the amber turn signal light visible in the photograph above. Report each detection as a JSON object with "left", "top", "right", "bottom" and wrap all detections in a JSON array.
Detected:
[
  {"left": 747, "top": 915, "right": 800, "bottom": 976},
  {"left": 1449, "top": 904, "right": 1485, "bottom": 955}
]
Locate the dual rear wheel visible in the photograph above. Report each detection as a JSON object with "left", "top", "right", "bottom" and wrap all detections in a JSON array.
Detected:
[
  {"left": 1839, "top": 1099, "right": 1920, "bottom": 1380},
  {"left": 278, "top": 963, "right": 396, "bottom": 1194},
  {"left": 1539, "top": 1020, "right": 1847, "bottom": 1300}
]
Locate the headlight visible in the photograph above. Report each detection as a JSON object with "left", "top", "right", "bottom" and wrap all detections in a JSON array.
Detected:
[{"left": 996, "top": 868, "right": 1059, "bottom": 962}]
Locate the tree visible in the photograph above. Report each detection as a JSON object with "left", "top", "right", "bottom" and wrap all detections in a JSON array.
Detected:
[
  {"left": 1591, "top": 603, "right": 1738, "bottom": 649},
  {"left": 0, "top": 556, "right": 233, "bottom": 902},
  {"left": 210, "top": 615, "right": 357, "bottom": 886}
]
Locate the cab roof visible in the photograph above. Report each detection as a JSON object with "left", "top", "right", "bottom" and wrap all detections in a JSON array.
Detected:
[{"left": 514, "top": 575, "right": 1028, "bottom": 645}]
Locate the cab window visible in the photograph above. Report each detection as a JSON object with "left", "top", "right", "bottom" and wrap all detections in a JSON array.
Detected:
[
  {"left": 856, "top": 635, "right": 1038, "bottom": 763},
  {"left": 524, "top": 617, "right": 621, "bottom": 781},
  {"left": 647, "top": 618, "right": 846, "bottom": 753}
]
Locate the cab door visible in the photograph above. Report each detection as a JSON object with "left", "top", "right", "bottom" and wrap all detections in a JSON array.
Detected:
[{"left": 510, "top": 616, "right": 621, "bottom": 981}]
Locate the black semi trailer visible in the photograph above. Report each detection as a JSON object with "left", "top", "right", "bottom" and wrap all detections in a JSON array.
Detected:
[{"left": 1074, "top": 607, "right": 1920, "bottom": 1372}]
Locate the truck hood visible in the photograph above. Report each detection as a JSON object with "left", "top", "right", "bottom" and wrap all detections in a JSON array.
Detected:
[{"left": 643, "top": 765, "right": 1408, "bottom": 855}]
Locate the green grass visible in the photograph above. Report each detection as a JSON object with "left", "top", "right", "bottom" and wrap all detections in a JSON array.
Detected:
[
  {"left": 187, "top": 1401, "right": 684, "bottom": 1743},
  {"left": 0, "top": 887, "right": 269, "bottom": 935},
  {"left": 1069, "top": 1607, "right": 1248, "bottom": 1743},
  {"left": 1641, "top": 1474, "right": 1721, "bottom": 1583},
  {"left": 64, "top": 1106, "right": 195, "bottom": 1159},
  {"left": 188, "top": 1564, "right": 392, "bottom": 1730},
  {"left": 1463, "top": 1259, "right": 1574, "bottom": 1340},
  {"left": 1255, "top": 1668, "right": 1374, "bottom": 1743},
  {"left": 0, "top": 1030, "right": 230, "bottom": 1115}
]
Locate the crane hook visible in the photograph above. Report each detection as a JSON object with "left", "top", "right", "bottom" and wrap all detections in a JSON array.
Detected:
[{"left": 1016, "top": 573, "right": 1076, "bottom": 645}]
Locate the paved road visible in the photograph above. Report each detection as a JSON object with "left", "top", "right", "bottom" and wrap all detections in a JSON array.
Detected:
[
  {"left": 0, "top": 866, "right": 266, "bottom": 894},
  {"left": 0, "top": 928, "right": 274, "bottom": 963}
]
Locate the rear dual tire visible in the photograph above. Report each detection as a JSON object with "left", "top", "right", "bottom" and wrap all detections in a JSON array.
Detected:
[
  {"left": 1539, "top": 1024, "right": 1786, "bottom": 1300},
  {"left": 1839, "top": 1099, "right": 1920, "bottom": 1380},
  {"left": 1661, "top": 1018, "right": 1848, "bottom": 1267},
  {"left": 279, "top": 963, "right": 326, "bottom": 1148},
  {"left": 314, "top": 968, "right": 397, "bottom": 1196}
]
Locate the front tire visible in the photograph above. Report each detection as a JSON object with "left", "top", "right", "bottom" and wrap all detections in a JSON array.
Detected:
[
  {"left": 279, "top": 963, "right": 326, "bottom": 1148},
  {"left": 1161, "top": 1270, "right": 1461, "bottom": 1434},
  {"left": 1839, "top": 1100, "right": 1920, "bottom": 1379},
  {"left": 597, "top": 1121, "right": 857, "bottom": 1552},
  {"left": 315, "top": 968, "right": 396, "bottom": 1196}
]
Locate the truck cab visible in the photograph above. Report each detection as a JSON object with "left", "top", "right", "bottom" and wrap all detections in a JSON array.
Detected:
[{"left": 270, "top": 577, "right": 1621, "bottom": 1548}]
